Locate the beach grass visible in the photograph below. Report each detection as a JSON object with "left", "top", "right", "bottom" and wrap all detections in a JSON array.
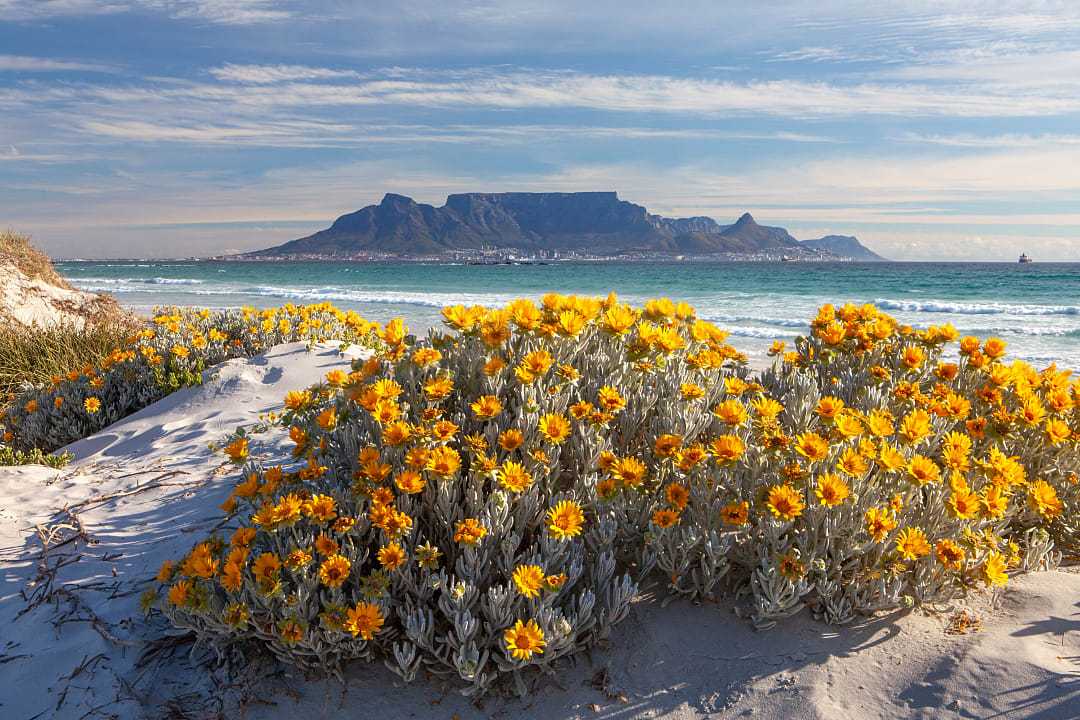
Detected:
[
  {"left": 0, "top": 228, "right": 72, "bottom": 289},
  {"left": 0, "top": 317, "right": 138, "bottom": 399}
]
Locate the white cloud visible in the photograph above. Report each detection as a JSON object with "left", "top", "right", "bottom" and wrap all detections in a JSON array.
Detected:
[
  {"left": 74, "top": 117, "right": 843, "bottom": 147},
  {"left": 0, "top": 54, "right": 115, "bottom": 73},
  {"left": 208, "top": 63, "right": 362, "bottom": 83},
  {"left": 0, "top": 0, "right": 128, "bottom": 20},
  {"left": 0, "top": 0, "right": 292, "bottom": 24},
  {"left": 27, "top": 68, "right": 1080, "bottom": 119},
  {"left": 897, "top": 132, "right": 1080, "bottom": 148},
  {"left": 153, "top": 0, "right": 292, "bottom": 25}
]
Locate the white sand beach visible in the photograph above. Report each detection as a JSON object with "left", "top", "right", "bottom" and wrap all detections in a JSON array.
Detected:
[{"left": 1, "top": 342, "right": 1077, "bottom": 720}]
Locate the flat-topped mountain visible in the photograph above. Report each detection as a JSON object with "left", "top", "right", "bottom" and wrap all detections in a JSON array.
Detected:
[{"left": 249, "top": 192, "right": 885, "bottom": 260}]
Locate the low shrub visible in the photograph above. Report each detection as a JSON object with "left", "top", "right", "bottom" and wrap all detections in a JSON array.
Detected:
[
  {"left": 2, "top": 303, "right": 382, "bottom": 453},
  {"left": 0, "top": 445, "right": 73, "bottom": 468},
  {"left": 152, "top": 295, "right": 1078, "bottom": 698}
]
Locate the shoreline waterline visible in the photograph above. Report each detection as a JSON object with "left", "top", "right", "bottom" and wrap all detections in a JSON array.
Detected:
[{"left": 57, "top": 259, "right": 1080, "bottom": 371}]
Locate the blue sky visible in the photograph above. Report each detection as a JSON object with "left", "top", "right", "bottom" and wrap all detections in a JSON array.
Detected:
[{"left": 2, "top": 1, "right": 1080, "bottom": 260}]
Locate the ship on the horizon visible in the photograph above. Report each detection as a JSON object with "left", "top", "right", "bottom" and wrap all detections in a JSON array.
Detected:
[{"left": 1019, "top": 253, "right": 1033, "bottom": 264}]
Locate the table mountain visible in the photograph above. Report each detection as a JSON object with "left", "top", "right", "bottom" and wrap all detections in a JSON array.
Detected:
[{"left": 249, "top": 192, "right": 884, "bottom": 259}]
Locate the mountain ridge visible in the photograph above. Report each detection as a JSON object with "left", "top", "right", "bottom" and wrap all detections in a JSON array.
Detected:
[{"left": 249, "top": 192, "right": 885, "bottom": 260}]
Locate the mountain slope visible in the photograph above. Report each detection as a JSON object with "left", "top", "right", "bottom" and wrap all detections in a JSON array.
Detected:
[{"left": 801, "top": 235, "right": 886, "bottom": 261}]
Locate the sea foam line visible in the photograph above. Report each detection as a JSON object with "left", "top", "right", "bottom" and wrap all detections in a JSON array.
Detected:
[{"left": 875, "top": 298, "right": 1080, "bottom": 317}]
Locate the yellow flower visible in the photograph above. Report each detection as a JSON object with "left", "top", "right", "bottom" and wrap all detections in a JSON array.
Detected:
[
  {"left": 836, "top": 447, "right": 868, "bottom": 476},
  {"left": 612, "top": 456, "right": 647, "bottom": 488},
  {"left": 304, "top": 494, "right": 337, "bottom": 523},
  {"left": 664, "top": 482, "right": 690, "bottom": 511},
  {"left": 426, "top": 446, "right": 461, "bottom": 477},
  {"left": 394, "top": 470, "right": 426, "bottom": 494},
  {"left": 982, "top": 551, "right": 1009, "bottom": 586},
  {"left": 653, "top": 434, "right": 682, "bottom": 458},
  {"left": 497, "top": 460, "right": 533, "bottom": 493},
  {"left": 983, "top": 337, "right": 1008, "bottom": 360},
  {"left": 815, "top": 396, "right": 845, "bottom": 420},
  {"left": 895, "top": 527, "right": 931, "bottom": 560},
  {"left": 947, "top": 489, "right": 981, "bottom": 520},
  {"left": 1028, "top": 480, "right": 1063, "bottom": 519},
  {"left": 765, "top": 484, "right": 805, "bottom": 521},
  {"left": 713, "top": 399, "right": 748, "bottom": 426},
  {"left": 504, "top": 619, "right": 546, "bottom": 661},
  {"left": 512, "top": 564, "right": 546, "bottom": 598},
  {"left": 709, "top": 435, "right": 745, "bottom": 464},
  {"left": 899, "top": 409, "right": 932, "bottom": 444},
  {"left": 720, "top": 500, "right": 749, "bottom": 525},
  {"left": 318, "top": 554, "right": 351, "bottom": 588},
  {"left": 935, "top": 539, "right": 966, "bottom": 570},
  {"left": 454, "top": 518, "right": 487, "bottom": 546},
  {"left": 795, "top": 432, "right": 830, "bottom": 462},
  {"left": 546, "top": 500, "right": 585, "bottom": 540},
  {"left": 906, "top": 455, "right": 941, "bottom": 486},
  {"left": 597, "top": 386, "right": 626, "bottom": 412},
  {"left": 156, "top": 559, "right": 175, "bottom": 583},
  {"left": 285, "top": 388, "right": 311, "bottom": 410},
  {"left": 168, "top": 579, "right": 192, "bottom": 607},
  {"left": 84, "top": 396, "right": 101, "bottom": 414},
  {"left": 471, "top": 394, "right": 503, "bottom": 420},
  {"left": 751, "top": 396, "right": 784, "bottom": 420},
  {"left": 182, "top": 542, "right": 219, "bottom": 579},
  {"left": 834, "top": 413, "right": 864, "bottom": 438},
  {"left": 538, "top": 413, "right": 571, "bottom": 444},
  {"left": 284, "top": 548, "right": 312, "bottom": 571},
  {"left": 316, "top": 407, "right": 337, "bottom": 430},
  {"left": 901, "top": 345, "right": 925, "bottom": 369},
  {"left": 224, "top": 437, "right": 249, "bottom": 463},
  {"left": 651, "top": 508, "right": 680, "bottom": 528},
  {"left": 865, "top": 507, "right": 897, "bottom": 542},
  {"left": 498, "top": 429, "right": 524, "bottom": 452},
  {"left": 866, "top": 410, "right": 895, "bottom": 437},
  {"left": 1045, "top": 418, "right": 1071, "bottom": 446},
  {"left": 680, "top": 383, "right": 705, "bottom": 401},
  {"left": 815, "top": 473, "right": 849, "bottom": 507},
  {"left": 377, "top": 542, "right": 407, "bottom": 571},
  {"left": 344, "top": 601, "right": 385, "bottom": 640}
]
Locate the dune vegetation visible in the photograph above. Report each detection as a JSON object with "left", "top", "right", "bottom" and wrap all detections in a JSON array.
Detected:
[{"left": 48, "top": 293, "right": 1062, "bottom": 699}]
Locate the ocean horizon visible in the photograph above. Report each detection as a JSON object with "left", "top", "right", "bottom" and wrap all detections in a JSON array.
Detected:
[{"left": 58, "top": 259, "right": 1080, "bottom": 369}]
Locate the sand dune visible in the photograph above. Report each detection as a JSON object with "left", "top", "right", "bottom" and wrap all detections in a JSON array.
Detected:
[{"left": 1, "top": 342, "right": 1077, "bottom": 719}]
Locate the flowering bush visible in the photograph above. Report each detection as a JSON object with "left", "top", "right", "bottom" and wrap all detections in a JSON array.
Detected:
[
  {"left": 147, "top": 295, "right": 1077, "bottom": 696},
  {"left": 2, "top": 303, "right": 381, "bottom": 453}
]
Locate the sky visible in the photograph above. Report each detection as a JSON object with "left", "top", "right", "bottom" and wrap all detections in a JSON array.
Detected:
[{"left": 2, "top": 1, "right": 1080, "bottom": 260}]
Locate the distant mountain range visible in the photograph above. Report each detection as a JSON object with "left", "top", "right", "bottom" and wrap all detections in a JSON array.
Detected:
[{"left": 248, "top": 192, "right": 885, "bottom": 260}]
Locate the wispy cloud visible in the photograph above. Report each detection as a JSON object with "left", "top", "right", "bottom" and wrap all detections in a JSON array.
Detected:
[
  {"left": 0, "top": 0, "right": 292, "bottom": 24},
  {"left": 208, "top": 63, "right": 362, "bottom": 83},
  {"left": 0, "top": 54, "right": 116, "bottom": 73},
  {"left": 19, "top": 68, "right": 1080, "bottom": 119},
  {"left": 75, "top": 117, "right": 843, "bottom": 147},
  {"left": 153, "top": 0, "right": 292, "bottom": 25},
  {"left": 897, "top": 132, "right": 1080, "bottom": 148}
]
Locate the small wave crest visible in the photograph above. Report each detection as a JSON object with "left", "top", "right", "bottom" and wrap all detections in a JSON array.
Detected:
[{"left": 875, "top": 298, "right": 1080, "bottom": 317}]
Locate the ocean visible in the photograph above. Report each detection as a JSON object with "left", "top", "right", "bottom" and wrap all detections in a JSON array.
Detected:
[{"left": 57, "top": 260, "right": 1080, "bottom": 370}]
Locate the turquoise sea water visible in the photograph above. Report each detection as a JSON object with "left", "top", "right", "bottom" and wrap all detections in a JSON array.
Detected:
[{"left": 57, "top": 261, "right": 1080, "bottom": 369}]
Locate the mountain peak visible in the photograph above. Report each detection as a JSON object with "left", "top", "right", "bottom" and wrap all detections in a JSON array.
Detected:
[
  {"left": 380, "top": 193, "right": 416, "bottom": 207},
  {"left": 735, "top": 212, "right": 757, "bottom": 226}
]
